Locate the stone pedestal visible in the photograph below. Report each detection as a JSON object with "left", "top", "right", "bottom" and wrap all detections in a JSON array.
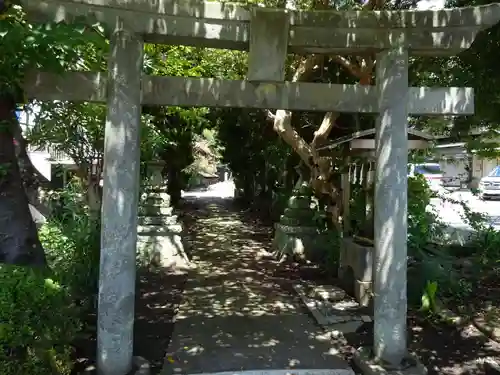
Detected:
[
  {"left": 273, "top": 186, "right": 330, "bottom": 261},
  {"left": 137, "top": 185, "right": 191, "bottom": 272},
  {"left": 338, "top": 238, "right": 373, "bottom": 307},
  {"left": 353, "top": 347, "right": 427, "bottom": 375}
]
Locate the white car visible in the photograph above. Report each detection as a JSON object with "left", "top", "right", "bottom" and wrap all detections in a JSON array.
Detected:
[
  {"left": 479, "top": 166, "right": 500, "bottom": 200},
  {"left": 408, "top": 163, "right": 444, "bottom": 192}
]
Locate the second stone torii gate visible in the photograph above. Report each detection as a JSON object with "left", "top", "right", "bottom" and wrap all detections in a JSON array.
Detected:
[{"left": 22, "top": 1, "right": 500, "bottom": 375}]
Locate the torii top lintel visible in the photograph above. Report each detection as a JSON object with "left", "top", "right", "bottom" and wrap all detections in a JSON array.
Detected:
[{"left": 23, "top": 0, "right": 500, "bottom": 56}]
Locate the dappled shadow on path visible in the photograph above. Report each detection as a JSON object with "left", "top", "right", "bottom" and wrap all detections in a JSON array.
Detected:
[
  {"left": 134, "top": 268, "right": 187, "bottom": 371},
  {"left": 345, "top": 314, "right": 500, "bottom": 375},
  {"left": 162, "top": 197, "right": 350, "bottom": 375}
]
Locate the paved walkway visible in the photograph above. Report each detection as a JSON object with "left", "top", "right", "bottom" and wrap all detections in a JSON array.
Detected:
[{"left": 161, "top": 198, "right": 351, "bottom": 375}]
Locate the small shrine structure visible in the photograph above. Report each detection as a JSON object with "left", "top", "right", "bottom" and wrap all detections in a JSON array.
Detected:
[{"left": 318, "top": 128, "right": 433, "bottom": 306}]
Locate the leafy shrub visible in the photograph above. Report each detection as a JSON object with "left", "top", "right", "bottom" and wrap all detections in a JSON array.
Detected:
[
  {"left": 406, "top": 176, "right": 459, "bottom": 307},
  {"left": 40, "top": 182, "right": 100, "bottom": 307},
  {"left": 0, "top": 265, "right": 80, "bottom": 375},
  {"left": 0, "top": 182, "right": 101, "bottom": 375}
]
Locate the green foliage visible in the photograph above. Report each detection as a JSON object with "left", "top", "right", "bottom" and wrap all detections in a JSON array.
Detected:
[
  {"left": 321, "top": 230, "right": 342, "bottom": 271},
  {"left": 0, "top": 5, "right": 106, "bottom": 98},
  {"left": 217, "top": 107, "right": 296, "bottom": 205},
  {"left": 39, "top": 182, "right": 100, "bottom": 305},
  {"left": 0, "top": 265, "right": 80, "bottom": 375},
  {"left": 30, "top": 102, "right": 105, "bottom": 166},
  {"left": 407, "top": 174, "right": 442, "bottom": 254},
  {"left": 0, "top": 182, "right": 100, "bottom": 375},
  {"left": 420, "top": 280, "right": 438, "bottom": 313},
  {"left": 467, "top": 227, "right": 500, "bottom": 266}
]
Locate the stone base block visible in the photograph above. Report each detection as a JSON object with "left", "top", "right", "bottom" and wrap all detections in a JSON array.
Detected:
[
  {"left": 76, "top": 356, "right": 150, "bottom": 375},
  {"left": 339, "top": 238, "right": 373, "bottom": 304},
  {"left": 354, "top": 280, "right": 372, "bottom": 307},
  {"left": 273, "top": 229, "right": 330, "bottom": 262},
  {"left": 339, "top": 238, "right": 373, "bottom": 282},
  {"left": 138, "top": 215, "right": 179, "bottom": 226},
  {"left": 137, "top": 233, "right": 191, "bottom": 272},
  {"left": 353, "top": 347, "right": 427, "bottom": 375}
]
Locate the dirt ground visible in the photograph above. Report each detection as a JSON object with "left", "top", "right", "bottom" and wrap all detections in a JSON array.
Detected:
[
  {"left": 274, "top": 261, "right": 500, "bottom": 375},
  {"left": 72, "top": 199, "right": 500, "bottom": 375},
  {"left": 71, "top": 269, "right": 186, "bottom": 375}
]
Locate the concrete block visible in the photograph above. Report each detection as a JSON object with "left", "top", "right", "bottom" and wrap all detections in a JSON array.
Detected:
[
  {"left": 137, "top": 232, "right": 191, "bottom": 271},
  {"left": 339, "top": 238, "right": 373, "bottom": 282}
]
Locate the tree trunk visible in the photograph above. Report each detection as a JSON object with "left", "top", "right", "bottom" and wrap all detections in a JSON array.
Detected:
[
  {"left": 11, "top": 115, "right": 53, "bottom": 218},
  {"left": 269, "top": 51, "right": 375, "bottom": 230},
  {"left": 0, "top": 94, "right": 46, "bottom": 266},
  {"left": 167, "top": 167, "right": 182, "bottom": 206},
  {"left": 12, "top": 116, "right": 52, "bottom": 191}
]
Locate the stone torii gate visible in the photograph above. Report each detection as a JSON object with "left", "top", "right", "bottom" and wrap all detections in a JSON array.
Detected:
[{"left": 22, "top": 1, "right": 500, "bottom": 375}]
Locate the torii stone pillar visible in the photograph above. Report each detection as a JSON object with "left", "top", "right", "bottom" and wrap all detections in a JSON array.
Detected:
[
  {"left": 97, "top": 26, "right": 144, "bottom": 375},
  {"left": 373, "top": 47, "right": 409, "bottom": 366}
]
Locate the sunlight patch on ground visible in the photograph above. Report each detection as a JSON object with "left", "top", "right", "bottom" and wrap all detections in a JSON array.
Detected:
[{"left": 182, "top": 181, "right": 236, "bottom": 199}]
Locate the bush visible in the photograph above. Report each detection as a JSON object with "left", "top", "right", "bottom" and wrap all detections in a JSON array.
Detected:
[
  {"left": 0, "top": 182, "right": 101, "bottom": 375},
  {"left": 408, "top": 174, "right": 444, "bottom": 255},
  {"left": 0, "top": 265, "right": 80, "bottom": 375},
  {"left": 39, "top": 184, "right": 100, "bottom": 307}
]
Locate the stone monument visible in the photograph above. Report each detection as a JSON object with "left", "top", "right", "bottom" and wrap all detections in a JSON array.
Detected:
[
  {"left": 137, "top": 162, "right": 190, "bottom": 271},
  {"left": 273, "top": 182, "right": 331, "bottom": 262}
]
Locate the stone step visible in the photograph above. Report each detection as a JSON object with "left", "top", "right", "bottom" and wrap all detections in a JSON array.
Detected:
[
  {"left": 293, "top": 284, "right": 372, "bottom": 328},
  {"left": 139, "top": 205, "right": 173, "bottom": 216},
  {"left": 137, "top": 224, "right": 182, "bottom": 235},
  {"left": 138, "top": 215, "right": 178, "bottom": 226}
]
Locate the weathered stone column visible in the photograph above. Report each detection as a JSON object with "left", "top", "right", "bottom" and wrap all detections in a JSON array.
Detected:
[
  {"left": 373, "top": 47, "right": 409, "bottom": 366},
  {"left": 97, "top": 27, "right": 144, "bottom": 375}
]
